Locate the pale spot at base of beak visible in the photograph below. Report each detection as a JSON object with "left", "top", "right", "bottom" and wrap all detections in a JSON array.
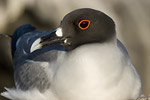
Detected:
[
  {"left": 56, "top": 28, "right": 63, "bottom": 37},
  {"left": 64, "top": 39, "right": 67, "bottom": 43}
]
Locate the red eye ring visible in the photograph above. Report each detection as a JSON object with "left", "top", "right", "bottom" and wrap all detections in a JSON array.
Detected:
[{"left": 78, "top": 20, "right": 91, "bottom": 30}]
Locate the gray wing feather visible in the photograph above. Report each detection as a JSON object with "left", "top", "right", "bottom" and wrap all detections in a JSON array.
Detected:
[
  {"left": 13, "top": 30, "right": 54, "bottom": 71},
  {"left": 14, "top": 61, "right": 51, "bottom": 92},
  {"left": 117, "top": 39, "right": 129, "bottom": 58},
  {"left": 12, "top": 29, "right": 60, "bottom": 92}
]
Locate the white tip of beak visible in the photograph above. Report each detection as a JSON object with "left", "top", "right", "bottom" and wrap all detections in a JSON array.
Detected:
[
  {"left": 56, "top": 28, "right": 63, "bottom": 37},
  {"left": 30, "top": 38, "right": 42, "bottom": 53}
]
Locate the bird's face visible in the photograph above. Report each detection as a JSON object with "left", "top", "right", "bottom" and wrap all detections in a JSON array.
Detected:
[
  {"left": 57, "top": 8, "right": 116, "bottom": 50},
  {"left": 31, "top": 8, "right": 116, "bottom": 52}
]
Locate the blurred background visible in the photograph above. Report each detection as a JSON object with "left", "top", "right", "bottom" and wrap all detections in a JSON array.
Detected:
[{"left": 0, "top": 0, "right": 150, "bottom": 100}]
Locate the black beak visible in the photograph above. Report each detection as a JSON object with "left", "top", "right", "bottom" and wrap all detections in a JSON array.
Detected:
[{"left": 40, "top": 30, "right": 65, "bottom": 48}]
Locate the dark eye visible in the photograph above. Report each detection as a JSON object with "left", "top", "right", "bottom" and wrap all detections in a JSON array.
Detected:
[{"left": 78, "top": 20, "right": 91, "bottom": 30}]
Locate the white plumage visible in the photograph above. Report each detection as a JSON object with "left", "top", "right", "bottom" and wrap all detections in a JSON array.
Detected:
[{"left": 1, "top": 39, "right": 141, "bottom": 100}]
